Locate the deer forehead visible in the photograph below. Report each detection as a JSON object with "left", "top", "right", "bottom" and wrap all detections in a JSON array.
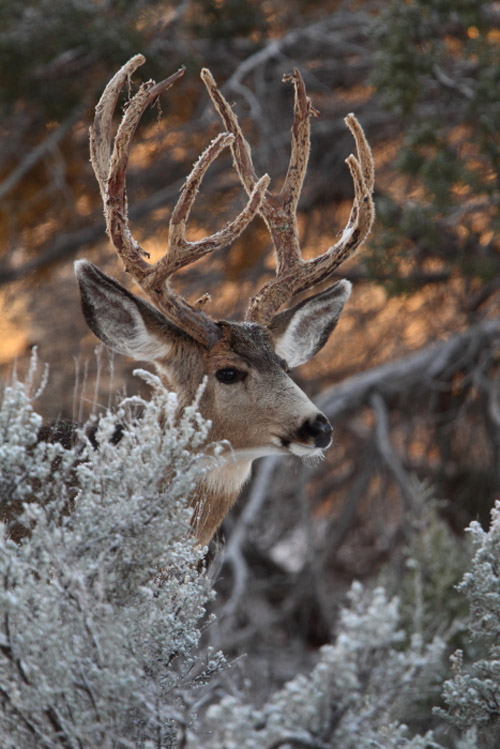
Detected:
[{"left": 204, "top": 321, "right": 285, "bottom": 374}]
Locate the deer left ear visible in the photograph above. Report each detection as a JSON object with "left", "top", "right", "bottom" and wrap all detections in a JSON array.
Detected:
[{"left": 267, "top": 280, "right": 352, "bottom": 368}]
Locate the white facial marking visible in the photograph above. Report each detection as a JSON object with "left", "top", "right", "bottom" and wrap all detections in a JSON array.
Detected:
[
  {"left": 226, "top": 445, "right": 286, "bottom": 461},
  {"left": 203, "top": 456, "right": 253, "bottom": 497},
  {"left": 288, "top": 443, "right": 325, "bottom": 458}
]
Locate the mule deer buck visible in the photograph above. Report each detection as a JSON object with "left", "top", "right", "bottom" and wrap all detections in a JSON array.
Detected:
[{"left": 75, "top": 55, "right": 375, "bottom": 545}]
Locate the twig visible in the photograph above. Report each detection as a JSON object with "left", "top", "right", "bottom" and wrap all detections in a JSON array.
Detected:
[
  {"left": 316, "top": 317, "right": 500, "bottom": 419},
  {"left": 223, "top": 12, "right": 371, "bottom": 94},
  {"left": 220, "top": 457, "right": 279, "bottom": 617},
  {"left": 326, "top": 450, "right": 376, "bottom": 558},
  {"left": 0, "top": 105, "right": 85, "bottom": 201},
  {"left": 370, "top": 392, "right": 420, "bottom": 515},
  {"left": 269, "top": 733, "right": 330, "bottom": 749}
]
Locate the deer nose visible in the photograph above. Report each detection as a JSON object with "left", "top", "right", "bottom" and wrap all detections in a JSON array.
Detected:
[{"left": 303, "top": 414, "right": 332, "bottom": 448}]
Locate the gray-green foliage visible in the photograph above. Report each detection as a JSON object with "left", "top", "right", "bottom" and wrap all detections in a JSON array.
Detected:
[
  {"left": 201, "top": 582, "right": 447, "bottom": 749},
  {"left": 200, "top": 492, "right": 500, "bottom": 749},
  {"left": 382, "top": 488, "right": 471, "bottom": 647},
  {"left": 5, "top": 354, "right": 500, "bottom": 747},
  {"left": 0, "top": 353, "right": 223, "bottom": 748},
  {"left": 438, "top": 501, "right": 500, "bottom": 745},
  {"left": 379, "top": 493, "right": 472, "bottom": 737}
]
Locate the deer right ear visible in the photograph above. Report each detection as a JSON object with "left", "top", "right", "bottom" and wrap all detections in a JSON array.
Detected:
[
  {"left": 267, "top": 280, "right": 352, "bottom": 369},
  {"left": 75, "top": 260, "right": 184, "bottom": 361}
]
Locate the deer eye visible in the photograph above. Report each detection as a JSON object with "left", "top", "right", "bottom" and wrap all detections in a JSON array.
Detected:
[{"left": 215, "top": 367, "right": 245, "bottom": 384}]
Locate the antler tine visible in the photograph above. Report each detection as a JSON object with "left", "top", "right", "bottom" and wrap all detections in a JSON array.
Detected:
[
  {"left": 278, "top": 70, "right": 320, "bottom": 234},
  {"left": 202, "top": 69, "right": 375, "bottom": 325},
  {"left": 201, "top": 66, "right": 312, "bottom": 261},
  {"left": 345, "top": 112, "right": 375, "bottom": 194},
  {"left": 90, "top": 54, "right": 146, "bottom": 203},
  {"left": 104, "top": 65, "right": 185, "bottom": 282},
  {"left": 201, "top": 69, "right": 305, "bottom": 315},
  {"left": 145, "top": 134, "right": 270, "bottom": 293},
  {"left": 247, "top": 114, "right": 375, "bottom": 320},
  {"left": 90, "top": 57, "right": 269, "bottom": 347},
  {"left": 290, "top": 114, "right": 375, "bottom": 295},
  {"left": 200, "top": 68, "right": 260, "bottom": 196}
]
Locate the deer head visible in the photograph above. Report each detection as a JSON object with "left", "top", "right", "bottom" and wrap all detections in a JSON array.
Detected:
[{"left": 75, "top": 55, "right": 375, "bottom": 544}]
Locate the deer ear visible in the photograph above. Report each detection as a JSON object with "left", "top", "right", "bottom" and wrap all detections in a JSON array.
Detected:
[
  {"left": 75, "top": 260, "right": 185, "bottom": 361},
  {"left": 268, "top": 280, "right": 352, "bottom": 368}
]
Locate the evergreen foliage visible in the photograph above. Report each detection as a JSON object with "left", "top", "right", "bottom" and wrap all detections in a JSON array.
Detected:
[
  {"left": 190, "top": 0, "right": 266, "bottom": 40},
  {"left": 0, "top": 0, "right": 167, "bottom": 120},
  {"left": 369, "top": 0, "right": 500, "bottom": 292}
]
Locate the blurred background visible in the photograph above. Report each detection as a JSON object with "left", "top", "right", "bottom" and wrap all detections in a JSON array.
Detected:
[{"left": 2, "top": 0, "right": 500, "bottom": 700}]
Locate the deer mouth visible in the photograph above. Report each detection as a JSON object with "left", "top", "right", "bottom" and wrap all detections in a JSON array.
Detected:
[
  {"left": 274, "top": 413, "right": 333, "bottom": 456},
  {"left": 289, "top": 442, "right": 326, "bottom": 459},
  {"left": 275, "top": 436, "right": 329, "bottom": 458}
]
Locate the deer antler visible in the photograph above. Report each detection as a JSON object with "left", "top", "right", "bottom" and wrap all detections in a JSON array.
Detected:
[
  {"left": 90, "top": 54, "right": 270, "bottom": 347},
  {"left": 201, "top": 68, "right": 375, "bottom": 325}
]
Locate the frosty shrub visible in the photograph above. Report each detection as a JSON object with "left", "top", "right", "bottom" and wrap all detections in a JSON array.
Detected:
[
  {"left": 5, "top": 352, "right": 500, "bottom": 749},
  {"left": 378, "top": 493, "right": 472, "bottom": 737},
  {"left": 384, "top": 490, "right": 470, "bottom": 645},
  {"left": 202, "top": 581, "right": 447, "bottom": 749},
  {"left": 198, "top": 492, "right": 491, "bottom": 749},
  {"left": 0, "top": 352, "right": 224, "bottom": 748},
  {"left": 438, "top": 501, "right": 500, "bottom": 746}
]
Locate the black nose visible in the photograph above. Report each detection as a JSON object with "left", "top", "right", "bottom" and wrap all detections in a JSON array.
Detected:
[{"left": 303, "top": 414, "right": 333, "bottom": 448}]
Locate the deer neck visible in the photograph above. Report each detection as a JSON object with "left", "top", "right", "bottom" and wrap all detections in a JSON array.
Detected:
[{"left": 189, "top": 456, "right": 253, "bottom": 546}]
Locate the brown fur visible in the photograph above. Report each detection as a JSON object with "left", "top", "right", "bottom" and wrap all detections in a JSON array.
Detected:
[
  {"left": 76, "top": 61, "right": 374, "bottom": 546},
  {"left": 144, "top": 319, "right": 327, "bottom": 542},
  {"left": 76, "top": 260, "right": 346, "bottom": 544}
]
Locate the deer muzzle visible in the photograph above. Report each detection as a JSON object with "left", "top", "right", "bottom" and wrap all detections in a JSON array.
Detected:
[{"left": 300, "top": 413, "right": 333, "bottom": 449}]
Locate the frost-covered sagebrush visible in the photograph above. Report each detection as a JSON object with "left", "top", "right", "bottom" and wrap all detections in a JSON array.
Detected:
[
  {"left": 0, "top": 354, "right": 224, "bottom": 749},
  {"left": 438, "top": 501, "right": 500, "bottom": 745},
  {"left": 202, "top": 582, "right": 446, "bottom": 749},
  {"left": 5, "top": 354, "right": 500, "bottom": 749}
]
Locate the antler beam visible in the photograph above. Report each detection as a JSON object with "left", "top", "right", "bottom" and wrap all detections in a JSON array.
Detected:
[
  {"left": 90, "top": 56, "right": 374, "bottom": 342},
  {"left": 90, "top": 55, "right": 269, "bottom": 347},
  {"left": 202, "top": 68, "right": 375, "bottom": 325}
]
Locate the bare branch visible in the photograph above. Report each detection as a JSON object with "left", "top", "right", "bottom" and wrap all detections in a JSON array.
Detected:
[
  {"left": 326, "top": 451, "right": 376, "bottom": 557},
  {"left": 219, "top": 456, "right": 280, "bottom": 617},
  {"left": 0, "top": 105, "right": 84, "bottom": 201},
  {"left": 317, "top": 317, "right": 500, "bottom": 419},
  {"left": 371, "top": 392, "right": 420, "bottom": 515}
]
